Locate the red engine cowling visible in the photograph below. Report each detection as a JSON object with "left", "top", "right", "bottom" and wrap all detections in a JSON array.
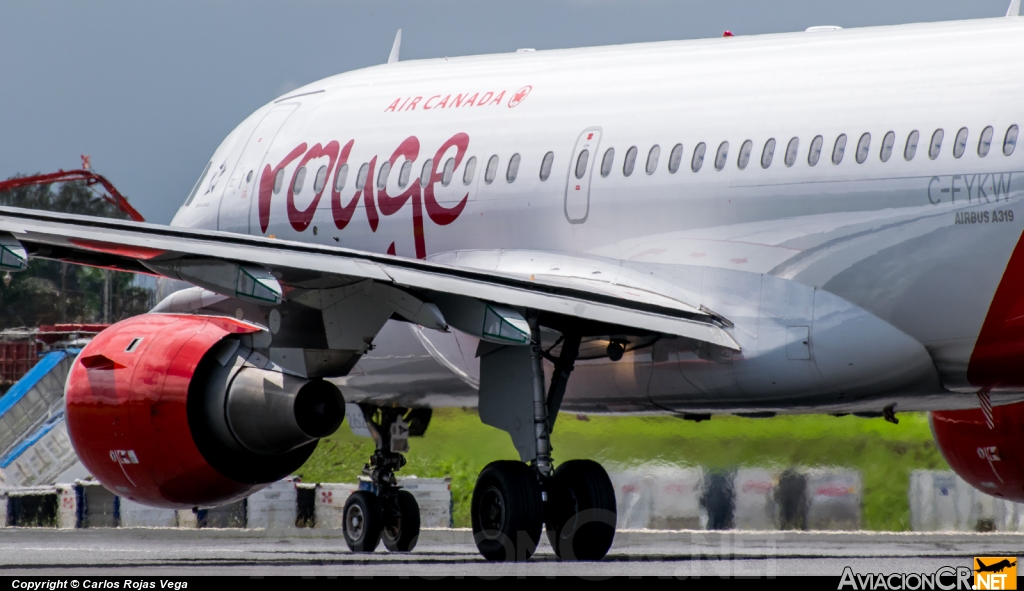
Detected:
[
  {"left": 66, "top": 313, "right": 344, "bottom": 509},
  {"left": 931, "top": 401, "right": 1024, "bottom": 501}
]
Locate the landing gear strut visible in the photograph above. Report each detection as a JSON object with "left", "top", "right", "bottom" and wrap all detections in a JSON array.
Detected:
[
  {"left": 342, "top": 406, "right": 421, "bottom": 553},
  {"left": 472, "top": 320, "right": 617, "bottom": 561}
]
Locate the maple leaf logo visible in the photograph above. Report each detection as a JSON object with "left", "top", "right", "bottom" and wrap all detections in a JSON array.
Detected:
[{"left": 508, "top": 85, "right": 532, "bottom": 108}]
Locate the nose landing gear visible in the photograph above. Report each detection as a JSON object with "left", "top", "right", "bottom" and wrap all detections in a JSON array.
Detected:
[{"left": 342, "top": 405, "right": 423, "bottom": 554}]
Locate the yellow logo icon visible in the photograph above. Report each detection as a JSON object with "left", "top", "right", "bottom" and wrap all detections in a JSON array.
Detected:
[{"left": 975, "top": 557, "right": 1017, "bottom": 590}]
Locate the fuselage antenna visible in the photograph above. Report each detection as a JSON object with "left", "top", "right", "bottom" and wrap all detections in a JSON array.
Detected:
[{"left": 388, "top": 29, "right": 402, "bottom": 63}]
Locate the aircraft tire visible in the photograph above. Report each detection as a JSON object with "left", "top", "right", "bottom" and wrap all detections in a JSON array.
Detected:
[
  {"left": 343, "top": 490, "right": 384, "bottom": 553},
  {"left": 545, "top": 459, "right": 617, "bottom": 561},
  {"left": 471, "top": 460, "right": 543, "bottom": 561},
  {"left": 382, "top": 489, "right": 421, "bottom": 553}
]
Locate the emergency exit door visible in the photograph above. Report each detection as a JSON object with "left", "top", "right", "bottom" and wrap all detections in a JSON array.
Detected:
[{"left": 564, "top": 128, "right": 602, "bottom": 224}]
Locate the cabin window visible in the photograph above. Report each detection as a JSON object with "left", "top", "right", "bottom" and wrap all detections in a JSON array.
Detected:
[
  {"left": 246, "top": 170, "right": 253, "bottom": 184},
  {"left": 419, "top": 159, "right": 433, "bottom": 187},
  {"left": 691, "top": 142, "right": 706, "bottom": 172},
  {"left": 313, "top": 166, "right": 328, "bottom": 193},
  {"left": 952, "top": 128, "right": 969, "bottom": 159},
  {"left": 854, "top": 133, "right": 870, "bottom": 164},
  {"left": 1005, "top": 124, "right": 1019, "bottom": 156},
  {"left": 334, "top": 163, "right": 349, "bottom": 192},
  {"left": 376, "top": 161, "right": 390, "bottom": 190},
  {"left": 600, "top": 148, "right": 615, "bottom": 177},
  {"left": 294, "top": 166, "right": 308, "bottom": 193},
  {"left": 186, "top": 163, "right": 209, "bottom": 206},
  {"left": 623, "top": 146, "right": 638, "bottom": 177},
  {"left": 273, "top": 169, "right": 285, "bottom": 195},
  {"left": 808, "top": 136, "right": 823, "bottom": 166},
  {"left": 784, "top": 138, "right": 799, "bottom": 167},
  {"left": 761, "top": 138, "right": 776, "bottom": 169},
  {"left": 905, "top": 131, "right": 919, "bottom": 161},
  {"left": 442, "top": 158, "right": 455, "bottom": 186},
  {"left": 463, "top": 156, "right": 477, "bottom": 185},
  {"left": 879, "top": 131, "right": 895, "bottom": 162},
  {"left": 485, "top": 155, "right": 499, "bottom": 184},
  {"left": 646, "top": 145, "right": 660, "bottom": 175},
  {"left": 506, "top": 153, "right": 521, "bottom": 183},
  {"left": 832, "top": 135, "right": 847, "bottom": 165},
  {"left": 539, "top": 152, "right": 554, "bottom": 181},
  {"left": 576, "top": 150, "right": 590, "bottom": 179},
  {"left": 397, "top": 161, "right": 412, "bottom": 189},
  {"left": 668, "top": 143, "right": 683, "bottom": 173},
  {"left": 979, "top": 126, "right": 994, "bottom": 157},
  {"left": 928, "top": 129, "right": 944, "bottom": 160},
  {"left": 714, "top": 141, "right": 729, "bottom": 171},
  {"left": 356, "top": 163, "right": 369, "bottom": 190},
  {"left": 737, "top": 140, "right": 753, "bottom": 170}
]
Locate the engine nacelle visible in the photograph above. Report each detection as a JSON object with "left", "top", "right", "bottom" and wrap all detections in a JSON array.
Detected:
[
  {"left": 65, "top": 313, "right": 344, "bottom": 508},
  {"left": 931, "top": 401, "right": 1024, "bottom": 501}
]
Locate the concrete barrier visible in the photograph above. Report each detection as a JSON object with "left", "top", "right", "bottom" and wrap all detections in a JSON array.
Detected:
[
  {"left": 56, "top": 483, "right": 77, "bottom": 529},
  {"left": 119, "top": 498, "right": 179, "bottom": 528},
  {"left": 610, "top": 466, "right": 703, "bottom": 530},
  {"left": 0, "top": 476, "right": 453, "bottom": 530},
  {"left": 313, "top": 482, "right": 358, "bottom": 530},
  {"left": 76, "top": 480, "right": 119, "bottom": 528},
  {"left": 197, "top": 499, "right": 246, "bottom": 528},
  {"left": 400, "top": 477, "right": 453, "bottom": 528},
  {"left": 609, "top": 465, "right": 862, "bottom": 531},
  {"left": 733, "top": 468, "right": 778, "bottom": 530},
  {"left": 247, "top": 479, "right": 297, "bottom": 530},
  {"left": 5, "top": 486, "right": 58, "bottom": 527},
  {"left": 806, "top": 469, "right": 862, "bottom": 530},
  {"left": 909, "top": 470, "right": 1024, "bottom": 532}
]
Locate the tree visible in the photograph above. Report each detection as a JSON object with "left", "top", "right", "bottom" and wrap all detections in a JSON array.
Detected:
[{"left": 0, "top": 175, "right": 153, "bottom": 329}]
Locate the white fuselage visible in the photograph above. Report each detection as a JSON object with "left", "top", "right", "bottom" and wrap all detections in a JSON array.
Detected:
[{"left": 172, "top": 17, "right": 1024, "bottom": 415}]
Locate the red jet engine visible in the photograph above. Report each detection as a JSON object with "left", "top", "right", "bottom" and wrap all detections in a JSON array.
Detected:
[
  {"left": 65, "top": 313, "right": 345, "bottom": 508},
  {"left": 931, "top": 401, "right": 1024, "bottom": 501}
]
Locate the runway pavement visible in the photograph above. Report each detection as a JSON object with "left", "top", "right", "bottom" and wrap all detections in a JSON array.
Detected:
[{"left": 0, "top": 528, "right": 1019, "bottom": 577}]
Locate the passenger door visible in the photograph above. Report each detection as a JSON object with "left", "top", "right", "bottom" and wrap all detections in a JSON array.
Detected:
[
  {"left": 564, "top": 128, "right": 601, "bottom": 224},
  {"left": 217, "top": 103, "right": 299, "bottom": 232}
]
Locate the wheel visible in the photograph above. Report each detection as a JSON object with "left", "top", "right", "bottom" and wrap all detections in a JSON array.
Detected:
[
  {"left": 545, "top": 459, "right": 617, "bottom": 560},
  {"left": 471, "top": 460, "right": 543, "bottom": 561},
  {"left": 382, "top": 489, "right": 421, "bottom": 552},
  {"left": 343, "top": 490, "right": 384, "bottom": 553}
]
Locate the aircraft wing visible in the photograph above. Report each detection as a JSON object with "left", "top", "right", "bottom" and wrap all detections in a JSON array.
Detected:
[{"left": 0, "top": 206, "right": 738, "bottom": 350}]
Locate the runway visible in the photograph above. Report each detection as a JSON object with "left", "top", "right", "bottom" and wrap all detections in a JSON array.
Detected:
[{"left": 0, "top": 528, "right": 1019, "bottom": 577}]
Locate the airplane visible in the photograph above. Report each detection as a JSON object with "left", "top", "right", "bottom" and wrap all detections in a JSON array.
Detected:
[
  {"left": 977, "top": 559, "right": 1017, "bottom": 574},
  {"left": 3, "top": 4, "right": 1024, "bottom": 563}
]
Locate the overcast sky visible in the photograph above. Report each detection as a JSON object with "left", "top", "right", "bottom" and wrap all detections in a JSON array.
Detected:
[{"left": 0, "top": 0, "right": 1013, "bottom": 223}]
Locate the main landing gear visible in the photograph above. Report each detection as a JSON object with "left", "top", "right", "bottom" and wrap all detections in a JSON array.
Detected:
[
  {"left": 342, "top": 406, "right": 424, "bottom": 553},
  {"left": 471, "top": 321, "right": 617, "bottom": 562}
]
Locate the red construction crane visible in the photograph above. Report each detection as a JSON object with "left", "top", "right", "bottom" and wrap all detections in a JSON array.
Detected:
[{"left": 0, "top": 158, "right": 145, "bottom": 222}]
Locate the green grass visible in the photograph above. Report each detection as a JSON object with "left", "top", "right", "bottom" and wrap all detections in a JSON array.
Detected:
[{"left": 296, "top": 409, "right": 950, "bottom": 530}]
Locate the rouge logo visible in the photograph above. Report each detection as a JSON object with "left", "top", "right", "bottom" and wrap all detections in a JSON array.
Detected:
[
  {"left": 508, "top": 85, "right": 532, "bottom": 108},
  {"left": 258, "top": 134, "right": 470, "bottom": 259}
]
